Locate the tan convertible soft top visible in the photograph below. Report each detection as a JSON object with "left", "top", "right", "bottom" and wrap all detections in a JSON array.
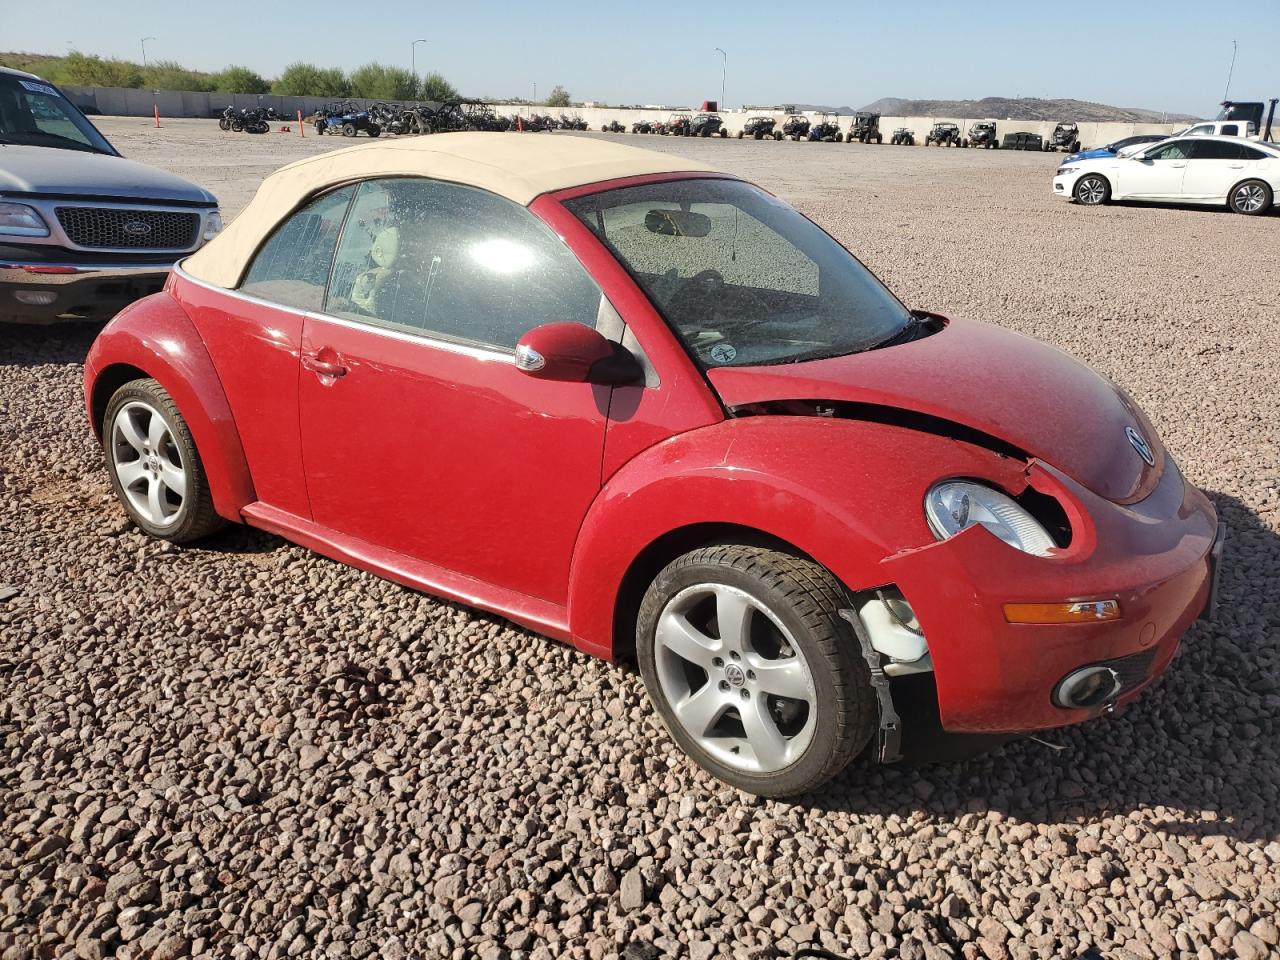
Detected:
[{"left": 183, "top": 133, "right": 720, "bottom": 288}]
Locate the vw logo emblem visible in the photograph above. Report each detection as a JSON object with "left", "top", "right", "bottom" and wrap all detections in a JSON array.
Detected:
[
  {"left": 724, "top": 663, "right": 746, "bottom": 687},
  {"left": 122, "top": 220, "right": 152, "bottom": 237},
  {"left": 1125, "top": 425, "right": 1155, "bottom": 466}
]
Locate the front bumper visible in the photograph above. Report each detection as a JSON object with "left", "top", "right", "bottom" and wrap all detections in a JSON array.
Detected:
[
  {"left": 1052, "top": 171, "right": 1081, "bottom": 200},
  {"left": 0, "top": 258, "right": 173, "bottom": 323},
  {"left": 883, "top": 457, "right": 1219, "bottom": 733}
]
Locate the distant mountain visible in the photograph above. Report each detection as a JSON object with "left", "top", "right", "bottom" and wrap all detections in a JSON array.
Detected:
[{"left": 858, "top": 96, "right": 1199, "bottom": 123}]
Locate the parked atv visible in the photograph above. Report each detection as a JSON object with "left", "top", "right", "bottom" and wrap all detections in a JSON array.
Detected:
[
  {"left": 808, "top": 114, "right": 843, "bottom": 142},
  {"left": 316, "top": 101, "right": 381, "bottom": 138},
  {"left": 601, "top": 119, "right": 626, "bottom": 133},
  {"left": 560, "top": 114, "right": 589, "bottom": 131},
  {"left": 689, "top": 112, "right": 728, "bottom": 137},
  {"left": 889, "top": 127, "right": 915, "bottom": 145},
  {"left": 738, "top": 115, "right": 780, "bottom": 140},
  {"left": 847, "top": 111, "right": 882, "bottom": 143},
  {"left": 925, "top": 122, "right": 962, "bottom": 146},
  {"left": 1044, "top": 122, "right": 1081, "bottom": 153},
  {"left": 631, "top": 119, "right": 656, "bottom": 134},
  {"left": 781, "top": 114, "right": 811, "bottom": 141},
  {"left": 665, "top": 113, "right": 693, "bottom": 136},
  {"left": 964, "top": 121, "right": 999, "bottom": 149}
]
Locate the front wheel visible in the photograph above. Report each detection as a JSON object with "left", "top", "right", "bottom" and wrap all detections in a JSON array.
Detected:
[
  {"left": 637, "top": 545, "right": 877, "bottom": 797},
  {"left": 342, "top": 122, "right": 356, "bottom": 137},
  {"left": 1229, "top": 179, "right": 1272, "bottom": 215},
  {"left": 1074, "top": 174, "right": 1111, "bottom": 205},
  {"left": 104, "top": 379, "right": 224, "bottom": 543},
  {"left": 367, "top": 124, "right": 380, "bottom": 137}
]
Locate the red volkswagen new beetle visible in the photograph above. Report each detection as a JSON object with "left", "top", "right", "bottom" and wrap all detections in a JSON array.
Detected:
[{"left": 84, "top": 135, "right": 1223, "bottom": 796}]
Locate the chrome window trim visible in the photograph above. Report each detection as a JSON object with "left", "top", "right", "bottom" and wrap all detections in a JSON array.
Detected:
[
  {"left": 10, "top": 198, "right": 213, "bottom": 254},
  {"left": 174, "top": 262, "right": 515, "bottom": 365}
]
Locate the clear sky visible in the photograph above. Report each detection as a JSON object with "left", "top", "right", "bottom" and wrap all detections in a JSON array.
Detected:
[{"left": 2, "top": 0, "right": 1273, "bottom": 116}]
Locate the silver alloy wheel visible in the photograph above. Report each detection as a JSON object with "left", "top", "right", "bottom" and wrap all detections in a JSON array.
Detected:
[
  {"left": 110, "top": 400, "right": 186, "bottom": 527},
  {"left": 1076, "top": 176, "right": 1107, "bottom": 205},
  {"left": 1233, "top": 182, "right": 1266, "bottom": 213},
  {"left": 654, "top": 583, "right": 817, "bottom": 773}
]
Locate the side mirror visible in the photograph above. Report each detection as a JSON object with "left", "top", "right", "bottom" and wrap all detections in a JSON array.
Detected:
[{"left": 515, "top": 322, "right": 643, "bottom": 386}]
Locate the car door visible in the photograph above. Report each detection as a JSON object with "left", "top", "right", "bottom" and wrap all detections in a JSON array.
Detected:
[
  {"left": 297, "top": 177, "right": 614, "bottom": 605},
  {"left": 1181, "top": 139, "right": 1249, "bottom": 199},
  {"left": 1116, "top": 139, "right": 1192, "bottom": 199},
  {"left": 184, "top": 184, "right": 357, "bottom": 519}
]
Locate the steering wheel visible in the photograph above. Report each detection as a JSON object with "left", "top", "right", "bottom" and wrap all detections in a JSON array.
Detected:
[{"left": 666, "top": 269, "right": 725, "bottom": 316}]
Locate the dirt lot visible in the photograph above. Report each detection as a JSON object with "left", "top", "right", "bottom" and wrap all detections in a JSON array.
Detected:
[{"left": 2, "top": 119, "right": 1278, "bottom": 960}]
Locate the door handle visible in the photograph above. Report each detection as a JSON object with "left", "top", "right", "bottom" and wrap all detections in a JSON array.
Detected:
[
  {"left": 1170, "top": 162, "right": 1186, "bottom": 168},
  {"left": 1228, "top": 163, "right": 1245, "bottom": 168},
  {"left": 302, "top": 352, "right": 348, "bottom": 378}
]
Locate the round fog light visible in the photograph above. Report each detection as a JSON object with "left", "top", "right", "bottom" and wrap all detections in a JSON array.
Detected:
[
  {"left": 1054, "top": 666, "right": 1122, "bottom": 709},
  {"left": 14, "top": 291, "right": 57, "bottom": 306}
]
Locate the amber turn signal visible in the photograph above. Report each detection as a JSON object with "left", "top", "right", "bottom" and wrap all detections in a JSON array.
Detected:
[{"left": 1003, "top": 599, "right": 1122, "bottom": 624}]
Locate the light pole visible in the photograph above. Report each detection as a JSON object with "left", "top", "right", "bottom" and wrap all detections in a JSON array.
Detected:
[
  {"left": 715, "top": 47, "right": 726, "bottom": 109},
  {"left": 141, "top": 36, "right": 155, "bottom": 69},
  {"left": 533, "top": 82, "right": 537, "bottom": 105},
  {"left": 411, "top": 39, "right": 426, "bottom": 96}
]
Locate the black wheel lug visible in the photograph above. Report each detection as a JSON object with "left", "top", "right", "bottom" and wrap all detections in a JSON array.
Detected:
[
  {"left": 712, "top": 657, "right": 723, "bottom": 668},
  {"left": 718, "top": 680, "right": 730, "bottom": 692}
]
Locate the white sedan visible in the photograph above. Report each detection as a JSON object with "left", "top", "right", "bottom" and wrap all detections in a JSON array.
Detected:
[{"left": 1053, "top": 135, "right": 1280, "bottom": 215}]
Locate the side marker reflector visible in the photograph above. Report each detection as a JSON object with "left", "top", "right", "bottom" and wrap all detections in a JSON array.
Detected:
[{"left": 1004, "top": 600, "right": 1121, "bottom": 624}]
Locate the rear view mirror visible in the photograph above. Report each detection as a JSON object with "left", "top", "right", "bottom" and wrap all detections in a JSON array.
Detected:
[
  {"left": 645, "top": 209, "right": 712, "bottom": 237},
  {"left": 515, "top": 322, "right": 643, "bottom": 386}
]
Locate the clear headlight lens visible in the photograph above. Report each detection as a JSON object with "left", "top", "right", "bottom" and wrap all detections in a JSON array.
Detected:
[
  {"left": 203, "top": 210, "right": 223, "bottom": 242},
  {"left": 1056, "top": 165, "right": 1076, "bottom": 177},
  {"left": 925, "top": 481, "right": 1057, "bottom": 557},
  {"left": 0, "top": 202, "right": 50, "bottom": 237}
]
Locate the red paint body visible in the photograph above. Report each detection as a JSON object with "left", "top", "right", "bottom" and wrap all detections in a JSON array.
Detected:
[{"left": 83, "top": 172, "right": 1218, "bottom": 736}]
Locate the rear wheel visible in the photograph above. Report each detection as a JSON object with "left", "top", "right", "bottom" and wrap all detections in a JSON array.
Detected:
[
  {"left": 637, "top": 545, "right": 877, "bottom": 797},
  {"left": 367, "top": 124, "right": 380, "bottom": 137},
  {"left": 1074, "top": 174, "right": 1111, "bottom": 205},
  {"left": 342, "top": 122, "right": 356, "bottom": 137},
  {"left": 1229, "top": 179, "right": 1272, "bottom": 215},
  {"left": 104, "top": 379, "right": 224, "bottom": 544}
]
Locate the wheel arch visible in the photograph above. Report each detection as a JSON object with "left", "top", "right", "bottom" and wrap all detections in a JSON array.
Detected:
[
  {"left": 609, "top": 522, "right": 819, "bottom": 664},
  {"left": 84, "top": 291, "right": 255, "bottom": 522},
  {"left": 1227, "top": 176, "right": 1273, "bottom": 210}
]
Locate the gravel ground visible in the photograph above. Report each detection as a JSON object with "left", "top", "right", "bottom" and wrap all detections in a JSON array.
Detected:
[{"left": 2, "top": 119, "right": 1278, "bottom": 960}]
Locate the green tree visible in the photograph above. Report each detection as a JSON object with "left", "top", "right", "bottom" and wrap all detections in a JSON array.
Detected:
[
  {"left": 349, "top": 62, "right": 417, "bottom": 101},
  {"left": 273, "top": 62, "right": 349, "bottom": 98},
  {"left": 212, "top": 65, "right": 270, "bottom": 94},
  {"left": 545, "top": 84, "right": 571, "bottom": 107},
  {"left": 141, "top": 59, "right": 211, "bottom": 92},
  {"left": 48, "top": 52, "right": 142, "bottom": 88},
  {"left": 417, "top": 71, "right": 459, "bottom": 103}
]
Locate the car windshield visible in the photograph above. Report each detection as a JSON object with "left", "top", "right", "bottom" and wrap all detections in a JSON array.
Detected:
[
  {"left": 0, "top": 74, "right": 114, "bottom": 154},
  {"left": 565, "top": 178, "right": 913, "bottom": 368}
]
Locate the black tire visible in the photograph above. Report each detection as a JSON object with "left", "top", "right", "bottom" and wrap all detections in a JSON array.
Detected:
[
  {"left": 1074, "top": 173, "right": 1111, "bottom": 205},
  {"left": 774, "top": 131, "right": 782, "bottom": 140},
  {"left": 1228, "top": 179, "right": 1272, "bottom": 215},
  {"left": 637, "top": 545, "right": 877, "bottom": 797},
  {"left": 342, "top": 122, "right": 356, "bottom": 137},
  {"left": 218, "top": 117, "right": 230, "bottom": 131},
  {"left": 231, "top": 120, "right": 243, "bottom": 133},
  {"left": 103, "top": 379, "right": 224, "bottom": 544},
  {"left": 315, "top": 121, "right": 325, "bottom": 136},
  {"left": 367, "top": 124, "right": 380, "bottom": 138}
]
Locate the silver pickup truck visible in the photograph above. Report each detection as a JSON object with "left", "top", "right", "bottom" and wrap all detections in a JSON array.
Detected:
[{"left": 0, "top": 66, "right": 221, "bottom": 324}]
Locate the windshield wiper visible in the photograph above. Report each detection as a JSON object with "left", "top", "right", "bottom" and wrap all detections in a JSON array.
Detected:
[{"left": 866, "top": 312, "right": 925, "bottom": 351}]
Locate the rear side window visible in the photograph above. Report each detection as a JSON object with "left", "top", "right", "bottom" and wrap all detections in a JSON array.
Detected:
[
  {"left": 1189, "top": 140, "right": 1246, "bottom": 160},
  {"left": 1240, "top": 145, "right": 1270, "bottom": 160},
  {"left": 323, "top": 177, "right": 602, "bottom": 351},
  {"left": 240, "top": 186, "right": 356, "bottom": 311}
]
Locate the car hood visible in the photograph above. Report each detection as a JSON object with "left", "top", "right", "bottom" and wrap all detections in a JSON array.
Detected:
[
  {"left": 0, "top": 144, "right": 217, "bottom": 204},
  {"left": 1063, "top": 148, "right": 1113, "bottom": 163},
  {"left": 706, "top": 316, "right": 1164, "bottom": 504}
]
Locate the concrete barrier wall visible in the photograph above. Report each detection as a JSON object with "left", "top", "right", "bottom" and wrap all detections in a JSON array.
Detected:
[{"left": 61, "top": 85, "right": 1187, "bottom": 148}]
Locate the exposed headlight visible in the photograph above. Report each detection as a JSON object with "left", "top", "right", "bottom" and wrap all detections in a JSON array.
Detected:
[
  {"left": 0, "top": 202, "right": 50, "bottom": 237},
  {"left": 924, "top": 481, "right": 1057, "bottom": 557},
  {"left": 1056, "top": 165, "right": 1077, "bottom": 177},
  {"left": 202, "top": 210, "right": 223, "bottom": 242}
]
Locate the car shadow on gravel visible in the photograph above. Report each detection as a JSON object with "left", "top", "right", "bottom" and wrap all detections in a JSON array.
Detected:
[
  {"left": 796, "top": 489, "right": 1277, "bottom": 844},
  {"left": 0, "top": 321, "right": 100, "bottom": 364}
]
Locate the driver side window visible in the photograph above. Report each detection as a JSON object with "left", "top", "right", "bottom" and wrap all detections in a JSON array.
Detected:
[
  {"left": 323, "top": 177, "right": 603, "bottom": 351},
  {"left": 1145, "top": 141, "right": 1191, "bottom": 161}
]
